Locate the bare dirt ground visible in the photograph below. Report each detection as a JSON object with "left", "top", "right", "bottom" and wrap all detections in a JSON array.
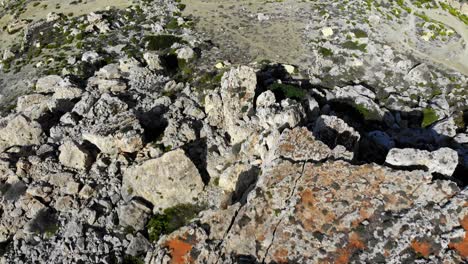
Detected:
[
  {"left": 182, "top": 0, "right": 468, "bottom": 76},
  {"left": 182, "top": 0, "right": 313, "bottom": 67}
]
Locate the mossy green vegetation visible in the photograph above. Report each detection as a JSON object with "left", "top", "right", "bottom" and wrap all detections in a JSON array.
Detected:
[
  {"left": 123, "top": 255, "right": 144, "bottom": 264},
  {"left": 146, "top": 203, "right": 203, "bottom": 242},
  {"left": 144, "top": 35, "right": 183, "bottom": 51},
  {"left": 421, "top": 107, "right": 439, "bottom": 128},
  {"left": 268, "top": 82, "right": 306, "bottom": 101},
  {"left": 342, "top": 41, "right": 367, "bottom": 52},
  {"left": 352, "top": 29, "right": 368, "bottom": 38},
  {"left": 319, "top": 47, "right": 333, "bottom": 57}
]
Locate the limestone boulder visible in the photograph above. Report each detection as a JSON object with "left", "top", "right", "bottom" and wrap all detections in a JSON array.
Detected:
[{"left": 122, "top": 149, "right": 204, "bottom": 211}]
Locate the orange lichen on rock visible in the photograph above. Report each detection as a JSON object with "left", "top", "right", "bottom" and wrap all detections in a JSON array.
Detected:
[
  {"left": 411, "top": 239, "right": 433, "bottom": 258},
  {"left": 295, "top": 188, "right": 336, "bottom": 232},
  {"left": 335, "top": 232, "right": 366, "bottom": 264},
  {"left": 449, "top": 215, "right": 468, "bottom": 259},
  {"left": 273, "top": 248, "right": 289, "bottom": 263},
  {"left": 166, "top": 238, "right": 193, "bottom": 264}
]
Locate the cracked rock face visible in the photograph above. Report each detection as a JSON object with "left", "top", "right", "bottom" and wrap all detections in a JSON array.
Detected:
[
  {"left": 0, "top": 0, "right": 467, "bottom": 263},
  {"left": 150, "top": 128, "right": 465, "bottom": 263}
]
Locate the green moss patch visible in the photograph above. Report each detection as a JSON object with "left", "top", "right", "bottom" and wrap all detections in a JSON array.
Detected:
[
  {"left": 144, "top": 35, "right": 183, "bottom": 51},
  {"left": 146, "top": 204, "right": 203, "bottom": 242},
  {"left": 421, "top": 108, "right": 439, "bottom": 128},
  {"left": 342, "top": 41, "right": 367, "bottom": 52},
  {"left": 268, "top": 82, "right": 306, "bottom": 101}
]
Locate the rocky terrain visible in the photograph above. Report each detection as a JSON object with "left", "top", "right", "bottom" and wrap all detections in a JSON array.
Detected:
[{"left": 0, "top": 0, "right": 467, "bottom": 263}]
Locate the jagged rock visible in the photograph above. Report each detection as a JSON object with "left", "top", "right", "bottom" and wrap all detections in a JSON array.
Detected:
[
  {"left": 333, "top": 85, "right": 385, "bottom": 120},
  {"left": 46, "top": 12, "right": 61, "bottom": 22},
  {"left": 118, "top": 200, "right": 151, "bottom": 231},
  {"left": 204, "top": 93, "right": 224, "bottom": 127},
  {"left": 431, "top": 117, "right": 457, "bottom": 142},
  {"left": 87, "top": 64, "right": 127, "bottom": 93},
  {"left": 161, "top": 96, "right": 205, "bottom": 148},
  {"left": 313, "top": 115, "right": 360, "bottom": 160},
  {"left": 16, "top": 94, "right": 50, "bottom": 120},
  {"left": 220, "top": 66, "right": 257, "bottom": 144},
  {"left": 275, "top": 127, "right": 331, "bottom": 161},
  {"left": 83, "top": 112, "right": 144, "bottom": 155},
  {"left": 58, "top": 141, "right": 93, "bottom": 170},
  {"left": 385, "top": 147, "right": 459, "bottom": 176},
  {"left": 218, "top": 163, "right": 258, "bottom": 201},
  {"left": 150, "top": 157, "right": 463, "bottom": 263},
  {"left": 0, "top": 115, "right": 43, "bottom": 152},
  {"left": 126, "top": 233, "right": 152, "bottom": 257},
  {"left": 81, "top": 51, "right": 100, "bottom": 63},
  {"left": 455, "top": 133, "right": 468, "bottom": 144},
  {"left": 143, "top": 52, "right": 163, "bottom": 71},
  {"left": 122, "top": 149, "right": 204, "bottom": 211},
  {"left": 256, "top": 91, "right": 305, "bottom": 130}
]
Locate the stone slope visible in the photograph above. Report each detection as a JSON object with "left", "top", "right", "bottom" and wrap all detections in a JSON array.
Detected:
[{"left": 0, "top": 0, "right": 466, "bottom": 263}]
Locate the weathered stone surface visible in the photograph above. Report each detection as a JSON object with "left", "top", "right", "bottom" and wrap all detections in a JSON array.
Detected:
[
  {"left": 385, "top": 147, "right": 459, "bottom": 176},
  {"left": 0, "top": 115, "right": 43, "bottom": 152},
  {"left": 118, "top": 201, "right": 151, "bottom": 231},
  {"left": 35, "top": 75, "right": 64, "bottom": 93},
  {"left": 122, "top": 149, "right": 204, "bottom": 211},
  {"left": 219, "top": 66, "right": 257, "bottom": 144},
  {"left": 58, "top": 141, "right": 93, "bottom": 170},
  {"left": 83, "top": 112, "right": 144, "bottom": 155},
  {"left": 275, "top": 127, "right": 331, "bottom": 161},
  {"left": 151, "top": 156, "right": 464, "bottom": 263},
  {"left": 313, "top": 115, "right": 360, "bottom": 160},
  {"left": 333, "top": 85, "right": 385, "bottom": 120}
]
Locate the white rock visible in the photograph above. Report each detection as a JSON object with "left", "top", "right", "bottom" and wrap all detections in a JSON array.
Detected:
[
  {"left": 257, "top": 13, "right": 270, "bottom": 21},
  {"left": 143, "top": 52, "right": 163, "bottom": 71},
  {"left": 220, "top": 66, "right": 257, "bottom": 144},
  {"left": 321, "top": 27, "right": 334, "bottom": 37},
  {"left": 46, "top": 12, "right": 61, "bottom": 22},
  {"left": 176, "top": 47, "right": 195, "bottom": 61},
  {"left": 82, "top": 51, "right": 100, "bottom": 63},
  {"left": 35, "top": 75, "right": 64, "bottom": 93},
  {"left": 256, "top": 91, "right": 276, "bottom": 108},
  {"left": 283, "top": 64, "right": 295, "bottom": 74},
  {"left": 385, "top": 147, "right": 459, "bottom": 176}
]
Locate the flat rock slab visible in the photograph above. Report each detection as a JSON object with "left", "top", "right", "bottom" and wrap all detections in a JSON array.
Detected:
[
  {"left": 385, "top": 147, "right": 459, "bottom": 176},
  {"left": 122, "top": 149, "right": 204, "bottom": 211}
]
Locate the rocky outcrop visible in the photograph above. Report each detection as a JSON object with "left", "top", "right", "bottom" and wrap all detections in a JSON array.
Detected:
[
  {"left": 0, "top": 0, "right": 466, "bottom": 262},
  {"left": 149, "top": 127, "right": 465, "bottom": 263},
  {"left": 218, "top": 66, "right": 257, "bottom": 144}
]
